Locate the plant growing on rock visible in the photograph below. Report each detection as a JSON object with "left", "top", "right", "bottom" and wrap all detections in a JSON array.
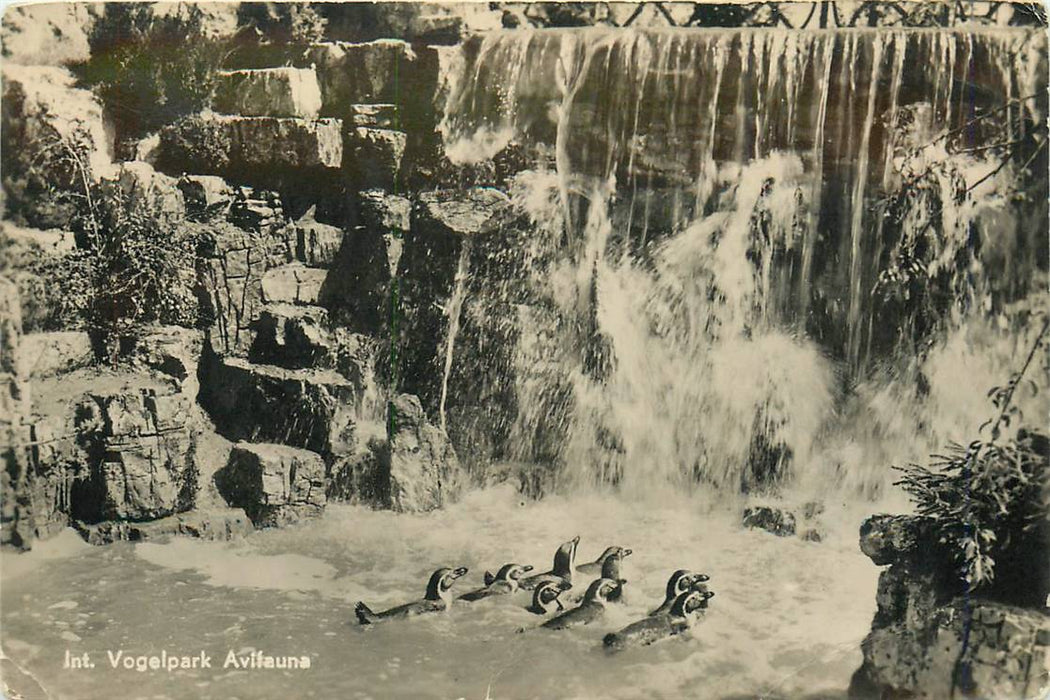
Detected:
[
  {"left": 894, "top": 318, "right": 1049, "bottom": 602},
  {"left": 81, "top": 3, "right": 227, "bottom": 144}
]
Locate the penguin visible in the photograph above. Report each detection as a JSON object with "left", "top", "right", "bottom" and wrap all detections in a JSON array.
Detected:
[
  {"left": 576, "top": 546, "right": 632, "bottom": 576},
  {"left": 541, "top": 577, "right": 623, "bottom": 630},
  {"left": 571, "top": 550, "right": 631, "bottom": 604},
  {"left": 354, "top": 567, "right": 468, "bottom": 625},
  {"left": 519, "top": 536, "right": 580, "bottom": 591},
  {"left": 459, "top": 563, "right": 534, "bottom": 602},
  {"left": 603, "top": 589, "right": 715, "bottom": 652},
  {"left": 649, "top": 570, "right": 710, "bottom": 616},
  {"left": 526, "top": 578, "right": 571, "bottom": 615}
]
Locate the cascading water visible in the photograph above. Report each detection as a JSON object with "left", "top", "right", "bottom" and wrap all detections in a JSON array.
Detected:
[{"left": 438, "top": 27, "right": 1047, "bottom": 497}]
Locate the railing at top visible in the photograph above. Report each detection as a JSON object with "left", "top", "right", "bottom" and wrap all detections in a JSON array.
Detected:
[{"left": 494, "top": 2, "right": 1048, "bottom": 29}]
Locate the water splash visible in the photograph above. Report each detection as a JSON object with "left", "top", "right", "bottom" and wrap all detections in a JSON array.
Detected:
[{"left": 438, "top": 27, "right": 1046, "bottom": 498}]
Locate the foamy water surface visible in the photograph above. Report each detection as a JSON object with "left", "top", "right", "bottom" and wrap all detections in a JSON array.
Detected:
[{"left": 1, "top": 486, "right": 881, "bottom": 699}]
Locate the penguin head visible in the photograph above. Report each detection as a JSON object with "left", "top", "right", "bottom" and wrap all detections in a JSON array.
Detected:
[
  {"left": 495, "top": 563, "right": 534, "bottom": 583},
  {"left": 665, "top": 570, "right": 695, "bottom": 600},
  {"left": 671, "top": 589, "right": 715, "bottom": 618},
  {"left": 584, "top": 577, "right": 623, "bottom": 604},
  {"left": 688, "top": 573, "right": 711, "bottom": 593},
  {"left": 553, "top": 535, "right": 580, "bottom": 577},
  {"left": 598, "top": 546, "right": 629, "bottom": 562},
  {"left": 599, "top": 550, "right": 631, "bottom": 580},
  {"left": 533, "top": 578, "right": 571, "bottom": 613},
  {"left": 425, "top": 566, "right": 469, "bottom": 601}
]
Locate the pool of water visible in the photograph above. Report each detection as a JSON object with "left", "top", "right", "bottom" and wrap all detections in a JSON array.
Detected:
[{"left": 1, "top": 486, "right": 881, "bottom": 699}]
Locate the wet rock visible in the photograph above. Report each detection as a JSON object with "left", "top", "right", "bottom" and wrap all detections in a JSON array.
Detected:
[
  {"left": 344, "top": 127, "right": 406, "bottom": 189},
  {"left": 249, "top": 304, "right": 332, "bottom": 369},
  {"left": 74, "top": 507, "right": 253, "bottom": 545},
  {"left": 16, "top": 332, "right": 93, "bottom": 379},
  {"left": 198, "top": 353, "right": 358, "bottom": 455},
  {"left": 416, "top": 188, "right": 513, "bottom": 237},
  {"left": 385, "top": 394, "right": 463, "bottom": 513},
  {"left": 742, "top": 505, "right": 797, "bottom": 537},
  {"left": 213, "top": 67, "right": 323, "bottom": 119},
  {"left": 178, "top": 175, "right": 233, "bottom": 221},
  {"left": 217, "top": 442, "right": 326, "bottom": 527},
  {"left": 261, "top": 263, "right": 328, "bottom": 305},
  {"left": 859, "top": 513, "right": 933, "bottom": 566},
  {"left": 326, "top": 423, "right": 386, "bottom": 503}
]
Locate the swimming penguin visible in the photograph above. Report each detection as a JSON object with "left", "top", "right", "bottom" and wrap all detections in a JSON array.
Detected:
[
  {"left": 603, "top": 589, "right": 715, "bottom": 651},
  {"left": 571, "top": 550, "right": 631, "bottom": 604},
  {"left": 576, "top": 546, "right": 632, "bottom": 576},
  {"left": 541, "top": 577, "right": 623, "bottom": 630},
  {"left": 519, "top": 536, "right": 580, "bottom": 591},
  {"left": 649, "top": 570, "right": 710, "bottom": 616},
  {"left": 354, "top": 567, "right": 468, "bottom": 625},
  {"left": 526, "top": 579, "right": 572, "bottom": 615},
  {"left": 459, "top": 563, "right": 534, "bottom": 602}
]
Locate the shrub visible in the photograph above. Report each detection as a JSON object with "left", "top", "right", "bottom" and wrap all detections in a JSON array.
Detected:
[
  {"left": 157, "top": 114, "right": 232, "bottom": 176},
  {"left": 895, "top": 319, "right": 1049, "bottom": 599},
  {"left": 82, "top": 4, "right": 227, "bottom": 143}
]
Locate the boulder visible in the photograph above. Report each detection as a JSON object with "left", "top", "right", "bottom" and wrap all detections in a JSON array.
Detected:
[
  {"left": 742, "top": 505, "right": 797, "bottom": 537},
  {"left": 385, "top": 394, "right": 463, "bottom": 513},
  {"left": 1, "top": 3, "right": 98, "bottom": 66},
  {"left": 178, "top": 175, "right": 234, "bottom": 220},
  {"left": 74, "top": 507, "right": 253, "bottom": 545},
  {"left": 213, "top": 67, "right": 323, "bottom": 119},
  {"left": 326, "top": 422, "right": 387, "bottom": 503},
  {"left": 291, "top": 205, "right": 345, "bottom": 267},
  {"left": 198, "top": 354, "right": 359, "bottom": 455},
  {"left": 304, "top": 40, "right": 417, "bottom": 113},
  {"left": 249, "top": 304, "right": 332, "bottom": 369},
  {"left": 216, "top": 443, "right": 326, "bottom": 527},
  {"left": 131, "top": 326, "right": 203, "bottom": 397},
  {"left": 344, "top": 127, "right": 406, "bottom": 189},
  {"left": 859, "top": 513, "right": 933, "bottom": 566},
  {"left": 74, "top": 389, "right": 198, "bottom": 522},
  {"left": 1, "top": 64, "right": 112, "bottom": 228},
  {"left": 261, "top": 263, "right": 328, "bottom": 305}
]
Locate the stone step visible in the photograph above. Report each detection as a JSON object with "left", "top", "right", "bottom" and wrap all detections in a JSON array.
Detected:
[
  {"left": 74, "top": 507, "right": 254, "bottom": 545},
  {"left": 158, "top": 114, "right": 343, "bottom": 179},
  {"left": 213, "top": 67, "right": 323, "bottom": 119},
  {"left": 198, "top": 354, "right": 359, "bottom": 455}
]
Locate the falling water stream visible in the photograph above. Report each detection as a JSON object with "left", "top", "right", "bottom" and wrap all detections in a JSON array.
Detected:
[{"left": 3, "top": 25, "right": 1046, "bottom": 700}]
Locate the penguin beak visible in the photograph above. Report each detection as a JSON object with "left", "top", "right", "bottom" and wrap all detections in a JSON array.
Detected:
[
  {"left": 452, "top": 567, "right": 469, "bottom": 579},
  {"left": 692, "top": 573, "right": 710, "bottom": 584},
  {"left": 522, "top": 565, "right": 534, "bottom": 572},
  {"left": 622, "top": 548, "right": 633, "bottom": 557},
  {"left": 555, "top": 579, "right": 572, "bottom": 591},
  {"left": 617, "top": 579, "right": 628, "bottom": 586},
  {"left": 571, "top": 535, "right": 581, "bottom": 545}
]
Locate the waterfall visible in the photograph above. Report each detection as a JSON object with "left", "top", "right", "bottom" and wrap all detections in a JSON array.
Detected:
[
  {"left": 438, "top": 238, "right": 473, "bottom": 432},
  {"left": 439, "top": 27, "right": 1047, "bottom": 495}
]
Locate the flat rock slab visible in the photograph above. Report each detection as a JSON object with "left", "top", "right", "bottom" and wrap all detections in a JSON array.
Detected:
[
  {"left": 214, "top": 67, "right": 323, "bottom": 119},
  {"left": 415, "top": 188, "right": 512, "bottom": 237},
  {"left": 305, "top": 40, "right": 418, "bottom": 113},
  {"left": 218, "top": 442, "right": 326, "bottom": 527},
  {"left": 261, "top": 263, "right": 328, "bottom": 305}
]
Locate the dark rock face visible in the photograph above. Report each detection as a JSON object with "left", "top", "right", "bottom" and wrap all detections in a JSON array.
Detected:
[
  {"left": 213, "top": 67, "right": 323, "bottom": 119},
  {"left": 216, "top": 442, "right": 326, "bottom": 527},
  {"left": 850, "top": 513, "right": 1050, "bottom": 699},
  {"left": 326, "top": 395, "right": 463, "bottom": 513},
  {"left": 344, "top": 126, "right": 406, "bottom": 189},
  {"left": 198, "top": 352, "right": 358, "bottom": 456},
  {"left": 250, "top": 304, "right": 332, "bottom": 369},
  {"left": 0, "top": 276, "right": 33, "bottom": 549},
  {"left": 742, "top": 505, "right": 797, "bottom": 537},
  {"left": 178, "top": 175, "right": 234, "bottom": 221}
]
